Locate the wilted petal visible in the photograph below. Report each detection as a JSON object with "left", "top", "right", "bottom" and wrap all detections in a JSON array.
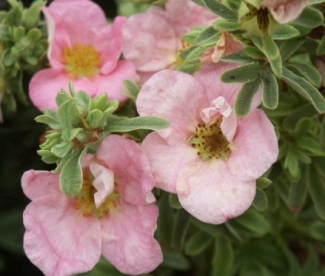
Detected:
[
  {"left": 177, "top": 161, "right": 256, "bottom": 224},
  {"left": 101, "top": 199, "right": 163, "bottom": 275}
]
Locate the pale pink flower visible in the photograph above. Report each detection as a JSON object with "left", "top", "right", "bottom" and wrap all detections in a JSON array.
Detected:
[
  {"left": 122, "top": 0, "right": 217, "bottom": 83},
  {"left": 201, "top": 31, "right": 245, "bottom": 64},
  {"left": 261, "top": 0, "right": 309, "bottom": 24},
  {"left": 136, "top": 64, "right": 278, "bottom": 224},
  {"left": 29, "top": 0, "right": 136, "bottom": 111},
  {"left": 22, "top": 135, "right": 162, "bottom": 276}
]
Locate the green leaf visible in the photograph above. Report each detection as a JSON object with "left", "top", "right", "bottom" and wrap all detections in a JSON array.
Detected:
[
  {"left": 286, "top": 62, "right": 322, "bottom": 88},
  {"left": 74, "top": 91, "right": 91, "bottom": 110},
  {"left": 288, "top": 168, "right": 308, "bottom": 213},
  {"left": 35, "top": 113, "right": 61, "bottom": 129},
  {"left": 212, "top": 236, "right": 234, "bottom": 273},
  {"left": 161, "top": 252, "right": 190, "bottom": 271},
  {"left": 169, "top": 193, "right": 182, "bottom": 209},
  {"left": 294, "top": 7, "right": 324, "bottom": 28},
  {"left": 308, "top": 166, "right": 325, "bottom": 219},
  {"left": 26, "top": 28, "right": 42, "bottom": 42},
  {"left": 234, "top": 78, "right": 260, "bottom": 117},
  {"left": 51, "top": 141, "right": 73, "bottom": 158},
  {"left": 220, "top": 51, "right": 255, "bottom": 63},
  {"left": 157, "top": 192, "right": 174, "bottom": 248},
  {"left": 221, "top": 63, "right": 261, "bottom": 83},
  {"left": 279, "top": 38, "right": 305, "bottom": 62},
  {"left": 202, "top": 0, "right": 237, "bottom": 20},
  {"left": 283, "top": 149, "right": 300, "bottom": 178},
  {"left": 262, "top": 36, "right": 279, "bottom": 60},
  {"left": 213, "top": 19, "right": 241, "bottom": 31},
  {"left": 123, "top": 80, "right": 140, "bottom": 101},
  {"left": 244, "top": 46, "right": 265, "bottom": 59},
  {"left": 260, "top": 68, "right": 278, "bottom": 109},
  {"left": 252, "top": 189, "right": 268, "bottom": 211},
  {"left": 317, "top": 35, "right": 325, "bottom": 56},
  {"left": 257, "top": 177, "right": 272, "bottom": 189},
  {"left": 309, "top": 221, "right": 325, "bottom": 242},
  {"left": 59, "top": 147, "right": 87, "bottom": 196},
  {"left": 87, "top": 109, "right": 103, "bottom": 129},
  {"left": 235, "top": 209, "right": 270, "bottom": 236},
  {"left": 195, "top": 26, "right": 219, "bottom": 42},
  {"left": 172, "top": 209, "right": 190, "bottom": 250},
  {"left": 271, "top": 25, "right": 300, "bottom": 40},
  {"left": 105, "top": 116, "right": 169, "bottom": 132},
  {"left": 282, "top": 67, "right": 325, "bottom": 114},
  {"left": 56, "top": 90, "right": 70, "bottom": 106},
  {"left": 296, "top": 137, "right": 325, "bottom": 156},
  {"left": 185, "top": 230, "right": 213, "bottom": 256}
]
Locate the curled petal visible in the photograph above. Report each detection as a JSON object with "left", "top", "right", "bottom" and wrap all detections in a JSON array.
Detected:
[{"left": 177, "top": 161, "right": 256, "bottom": 224}]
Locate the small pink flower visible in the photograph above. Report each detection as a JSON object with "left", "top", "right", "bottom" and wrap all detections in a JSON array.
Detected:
[
  {"left": 22, "top": 135, "right": 163, "bottom": 275},
  {"left": 29, "top": 0, "right": 136, "bottom": 111},
  {"left": 136, "top": 64, "right": 278, "bottom": 224},
  {"left": 122, "top": 0, "right": 217, "bottom": 83},
  {"left": 261, "top": 0, "right": 309, "bottom": 24}
]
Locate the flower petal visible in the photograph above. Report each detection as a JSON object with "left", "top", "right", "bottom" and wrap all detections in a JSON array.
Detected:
[
  {"left": 29, "top": 69, "right": 96, "bottom": 111},
  {"left": 101, "top": 199, "right": 163, "bottom": 275},
  {"left": 90, "top": 163, "right": 115, "bottom": 209},
  {"left": 22, "top": 170, "right": 61, "bottom": 201},
  {"left": 96, "top": 135, "right": 156, "bottom": 205},
  {"left": 136, "top": 69, "right": 209, "bottom": 146},
  {"left": 23, "top": 194, "right": 101, "bottom": 276},
  {"left": 142, "top": 132, "right": 199, "bottom": 193},
  {"left": 122, "top": 7, "right": 178, "bottom": 72},
  {"left": 227, "top": 109, "right": 278, "bottom": 181},
  {"left": 177, "top": 161, "right": 256, "bottom": 224}
]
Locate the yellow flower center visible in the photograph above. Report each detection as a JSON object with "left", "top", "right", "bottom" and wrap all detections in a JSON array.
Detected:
[
  {"left": 188, "top": 119, "right": 230, "bottom": 161},
  {"left": 63, "top": 43, "right": 101, "bottom": 77},
  {"left": 75, "top": 178, "right": 120, "bottom": 218}
]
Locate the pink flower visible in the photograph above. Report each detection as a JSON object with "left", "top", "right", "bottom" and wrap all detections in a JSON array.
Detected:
[
  {"left": 136, "top": 64, "right": 278, "bottom": 224},
  {"left": 22, "top": 135, "right": 163, "bottom": 275},
  {"left": 29, "top": 0, "right": 136, "bottom": 111},
  {"left": 122, "top": 0, "right": 217, "bottom": 83},
  {"left": 261, "top": 0, "right": 309, "bottom": 24}
]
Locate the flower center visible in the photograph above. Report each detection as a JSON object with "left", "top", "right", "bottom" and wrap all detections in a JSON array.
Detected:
[
  {"left": 240, "top": 3, "right": 270, "bottom": 35},
  {"left": 63, "top": 43, "right": 101, "bottom": 77},
  {"left": 189, "top": 119, "right": 230, "bottom": 161},
  {"left": 75, "top": 178, "right": 119, "bottom": 218}
]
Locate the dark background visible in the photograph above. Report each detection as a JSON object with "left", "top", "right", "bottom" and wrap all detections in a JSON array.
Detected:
[{"left": 0, "top": 0, "right": 118, "bottom": 275}]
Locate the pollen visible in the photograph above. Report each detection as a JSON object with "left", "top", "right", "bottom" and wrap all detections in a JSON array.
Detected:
[
  {"left": 188, "top": 120, "right": 230, "bottom": 161},
  {"left": 63, "top": 43, "right": 101, "bottom": 78},
  {"left": 75, "top": 179, "right": 120, "bottom": 218}
]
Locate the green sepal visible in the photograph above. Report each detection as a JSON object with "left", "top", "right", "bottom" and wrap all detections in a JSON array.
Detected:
[
  {"left": 169, "top": 193, "right": 182, "bottom": 209},
  {"left": 308, "top": 166, "right": 325, "bottom": 219},
  {"left": 252, "top": 188, "right": 268, "bottom": 211},
  {"left": 260, "top": 67, "right": 278, "bottom": 110},
  {"left": 271, "top": 25, "right": 300, "bottom": 40},
  {"left": 104, "top": 116, "right": 169, "bottom": 133},
  {"left": 286, "top": 62, "right": 322, "bottom": 88},
  {"left": 202, "top": 0, "right": 237, "bottom": 20},
  {"left": 221, "top": 62, "right": 261, "bottom": 83},
  {"left": 184, "top": 230, "right": 213, "bottom": 256},
  {"left": 256, "top": 177, "right": 272, "bottom": 189},
  {"left": 234, "top": 78, "right": 260, "bottom": 117},
  {"left": 59, "top": 147, "right": 87, "bottom": 196},
  {"left": 235, "top": 208, "right": 270, "bottom": 236},
  {"left": 282, "top": 67, "right": 325, "bottom": 114},
  {"left": 294, "top": 6, "right": 324, "bottom": 29},
  {"left": 123, "top": 80, "right": 140, "bottom": 101},
  {"left": 288, "top": 168, "right": 308, "bottom": 213},
  {"left": 212, "top": 236, "right": 234, "bottom": 273}
]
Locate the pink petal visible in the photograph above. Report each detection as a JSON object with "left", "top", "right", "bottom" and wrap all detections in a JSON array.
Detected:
[
  {"left": 177, "top": 161, "right": 256, "bottom": 224},
  {"left": 93, "top": 60, "right": 136, "bottom": 102},
  {"left": 262, "top": 0, "right": 309, "bottom": 24},
  {"left": 136, "top": 69, "right": 209, "bottom": 146},
  {"left": 22, "top": 170, "right": 61, "bottom": 201},
  {"left": 227, "top": 109, "right": 279, "bottom": 181},
  {"left": 165, "top": 0, "right": 218, "bottom": 37},
  {"left": 90, "top": 163, "right": 115, "bottom": 208},
  {"left": 99, "top": 16, "right": 126, "bottom": 75},
  {"left": 122, "top": 7, "right": 178, "bottom": 72},
  {"left": 29, "top": 69, "right": 97, "bottom": 111},
  {"left": 101, "top": 199, "right": 163, "bottom": 275},
  {"left": 23, "top": 194, "right": 101, "bottom": 276},
  {"left": 221, "top": 111, "right": 237, "bottom": 142},
  {"left": 142, "top": 132, "right": 200, "bottom": 193},
  {"left": 96, "top": 135, "right": 156, "bottom": 205}
]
